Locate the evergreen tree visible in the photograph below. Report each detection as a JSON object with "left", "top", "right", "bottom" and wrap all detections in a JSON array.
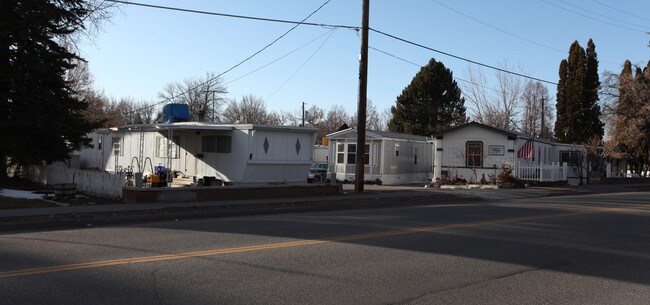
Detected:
[
  {"left": 388, "top": 58, "right": 466, "bottom": 135},
  {"left": 554, "top": 40, "right": 604, "bottom": 144},
  {"left": 1, "top": 0, "right": 101, "bottom": 180},
  {"left": 583, "top": 39, "right": 604, "bottom": 141},
  {"left": 554, "top": 59, "right": 569, "bottom": 141}
]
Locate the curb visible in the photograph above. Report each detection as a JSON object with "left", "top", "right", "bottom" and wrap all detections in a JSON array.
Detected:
[{"left": 0, "top": 193, "right": 476, "bottom": 232}]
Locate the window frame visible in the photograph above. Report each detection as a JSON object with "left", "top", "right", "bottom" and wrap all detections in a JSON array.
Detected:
[
  {"left": 156, "top": 136, "right": 180, "bottom": 159},
  {"left": 466, "top": 141, "right": 483, "bottom": 167},
  {"left": 560, "top": 151, "right": 581, "bottom": 167},
  {"left": 347, "top": 143, "right": 357, "bottom": 165},
  {"left": 336, "top": 143, "right": 345, "bottom": 164},
  {"left": 111, "top": 137, "right": 123, "bottom": 156}
]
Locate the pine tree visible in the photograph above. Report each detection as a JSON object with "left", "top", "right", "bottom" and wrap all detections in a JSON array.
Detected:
[
  {"left": 555, "top": 59, "right": 569, "bottom": 141},
  {"left": 583, "top": 39, "right": 604, "bottom": 141},
  {"left": 554, "top": 40, "right": 604, "bottom": 144},
  {"left": 388, "top": 58, "right": 466, "bottom": 135},
  {"left": 1, "top": 0, "right": 101, "bottom": 180}
]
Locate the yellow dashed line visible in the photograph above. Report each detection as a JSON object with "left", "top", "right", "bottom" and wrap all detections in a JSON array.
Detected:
[{"left": 0, "top": 206, "right": 631, "bottom": 279}]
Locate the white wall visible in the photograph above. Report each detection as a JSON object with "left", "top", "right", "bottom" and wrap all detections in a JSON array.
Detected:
[
  {"left": 244, "top": 128, "right": 313, "bottom": 183},
  {"left": 436, "top": 125, "right": 515, "bottom": 180},
  {"left": 327, "top": 136, "right": 432, "bottom": 185},
  {"left": 78, "top": 125, "right": 316, "bottom": 184}
]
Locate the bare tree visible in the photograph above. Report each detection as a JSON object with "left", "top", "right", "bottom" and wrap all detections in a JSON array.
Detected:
[
  {"left": 104, "top": 97, "right": 160, "bottom": 127},
  {"left": 378, "top": 107, "right": 392, "bottom": 131},
  {"left": 601, "top": 60, "right": 650, "bottom": 177},
  {"left": 58, "top": 1, "right": 120, "bottom": 52},
  {"left": 452, "top": 147, "right": 490, "bottom": 183},
  {"left": 222, "top": 95, "right": 276, "bottom": 124},
  {"left": 463, "top": 62, "right": 524, "bottom": 130},
  {"left": 350, "top": 100, "right": 381, "bottom": 130},
  {"left": 495, "top": 62, "right": 524, "bottom": 130},
  {"left": 520, "top": 81, "right": 554, "bottom": 138},
  {"left": 322, "top": 104, "right": 350, "bottom": 135},
  {"left": 463, "top": 66, "right": 492, "bottom": 124},
  {"left": 158, "top": 72, "right": 227, "bottom": 122},
  {"left": 304, "top": 105, "right": 324, "bottom": 128},
  {"left": 64, "top": 57, "right": 110, "bottom": 126},
  {"left": 583, "top": 135, "right": 615, "bottom": 180}
]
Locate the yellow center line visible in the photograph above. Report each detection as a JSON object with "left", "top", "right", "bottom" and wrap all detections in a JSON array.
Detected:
[{"left": 0, "top": 206, "right": 629, "bottom": 279}]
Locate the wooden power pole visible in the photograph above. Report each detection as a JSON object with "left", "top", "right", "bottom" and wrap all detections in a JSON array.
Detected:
[{"left": 355, "top": 0, "right": 370, "bottom": 193}]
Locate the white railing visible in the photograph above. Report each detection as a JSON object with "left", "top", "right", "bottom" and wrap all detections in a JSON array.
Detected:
[
  {"left": 516, "top": 162, "right": 568, "bottom": 182},
  {"left": 24, "top": 165, "right": 125, "bottom": 199}
]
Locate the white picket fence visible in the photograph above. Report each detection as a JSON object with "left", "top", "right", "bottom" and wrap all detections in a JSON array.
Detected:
[
  {"left": 516, "top": 162, "right": 568, "bottom": 182},
  {"left": 24, "top": 165, "right": 125, "bottom": 199}
]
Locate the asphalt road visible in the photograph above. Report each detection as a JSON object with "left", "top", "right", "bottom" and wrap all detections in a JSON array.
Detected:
[{"left": 1, "top": 191, "right": 649, "bottom": 304}]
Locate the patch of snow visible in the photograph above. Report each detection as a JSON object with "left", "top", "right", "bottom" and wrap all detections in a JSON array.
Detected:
[{"left": 0, "top": 189, "right": 45, "bottom": 200}]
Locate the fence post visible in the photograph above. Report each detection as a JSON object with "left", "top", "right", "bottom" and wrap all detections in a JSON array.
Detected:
[{"left": 562, "top": 162, "right": 568, "bottom": 181}]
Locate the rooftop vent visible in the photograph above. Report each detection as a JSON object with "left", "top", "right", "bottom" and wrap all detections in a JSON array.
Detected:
[{"left": 161, "top": 103, "right": 190, "bottom": 123}]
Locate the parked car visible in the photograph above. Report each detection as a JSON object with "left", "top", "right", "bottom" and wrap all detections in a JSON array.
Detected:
[{"left": 307, "top": 163, "right": 328, "bottom": 182}]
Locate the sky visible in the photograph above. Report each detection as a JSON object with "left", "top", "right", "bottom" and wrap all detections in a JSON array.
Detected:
[{"left": 79, "top": 0, "right": 650, "bottom": 119}]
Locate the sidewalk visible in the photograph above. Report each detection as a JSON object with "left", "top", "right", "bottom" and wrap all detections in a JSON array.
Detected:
[{"left": 1, "top": 183, "right": 646, "bottom": 231}]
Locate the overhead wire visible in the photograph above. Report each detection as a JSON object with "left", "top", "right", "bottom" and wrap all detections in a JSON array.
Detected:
[
  {"left": 105, "top": 0, "right": 341, "bottom": 117},
  {"left": 430, "top": 0, "right": 565, "bottom": 54},
  {"left": 102, "top": 0, "right": 592, "bottom": 116},
  {"left": 368, "top": 46, "right": 511, "bottom": 96},
  {"left": 225, "top": 28, "right": 338, "bottom": 86},
  {"left": 105, "top": 0, "right": 357, "bottom": 30},
  {"left": 539, "top": 0, "right": 647, "bottom": 33},
  {"left": 265, "top": 28, "right": 338, "bottom": 101},
  {"left": 369, "top": 27, "right": 559, "bottom": 86},
  {"left": 556, "top": 0, "right": 649, "bottom": 30},
  {"left": 591, "top": 0, "right": 650, "bottom": 23},
  {"left": 430, "top": 0, "right": 623, "bottom": 66}
]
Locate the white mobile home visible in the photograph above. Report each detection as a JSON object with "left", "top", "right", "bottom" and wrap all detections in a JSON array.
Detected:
[
  {"left": 77, "top": 122, "right": 317, "bottom": 184},
  {"left": 431, "top": 122, "right": 578, "bottom": 183},
  {"left": 326, "top": 128, "right": 433, "bottom": 185}
]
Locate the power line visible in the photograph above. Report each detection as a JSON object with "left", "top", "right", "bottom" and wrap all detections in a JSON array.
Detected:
[
  {"left": 226, "top": 29, "right": 338, "bottom": 86},
  {"left": 430, "top": 0, "right": 621, "bottom": 67},
  {"left": 370, "top": 27, "right": 559, "bottom": 86},
  {"left": 369, "top": 46, "right": 421, "bottom": 67},
  {"left": 265, "top": 29, "right": 337, "bottom": 101},
  {"left": 105, "top": 0, "right": 358, "bottom": 30},
  {"left": 368, "top": 46, "right": 511, "bottom": 96},
  {"left": 430, "top": 0, "right": 565, "bottom": 54},
  {"left": 540, "top": 0, "right": 647, "bottom": 33},
  {"left": 591, "top": 0, "right": 650, "bottom": 23},
  {"left": 556, "top": 0, "right": 649, "bottom": 30},
  {"left": 105, "top": 0, "right": 606, "bottom": 116},
  {"left": 108, "top": 0, "right": 338, "bottom": 117}
]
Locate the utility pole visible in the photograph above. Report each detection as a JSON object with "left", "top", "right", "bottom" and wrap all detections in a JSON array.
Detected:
[
  {"left": 301, "top": 101, "right": 306, "bottom": 127},
  {"left": 540, "top": 96, "right": 546, "bottom": 139},
  {"left": 355, "top": 0, "right": 369, "bottom": 193},
  {"left": 212, "top": 91, "right": 216, "bottom": 122}
]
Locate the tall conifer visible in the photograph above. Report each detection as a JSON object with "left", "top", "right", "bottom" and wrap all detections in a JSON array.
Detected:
[
  {"left": 1, "top": 0, "right": 101, "bottom": 180},
  {"left": 388, "top": 58, "right": 466, "bottom": 135},
  {"left": 554, "top": 40, "right": 604, "bottom": 144}
]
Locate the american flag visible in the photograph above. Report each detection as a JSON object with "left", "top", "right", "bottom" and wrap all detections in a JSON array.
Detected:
[{"left": 517, "top": 139, "right": 535, "bottom": 160}]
